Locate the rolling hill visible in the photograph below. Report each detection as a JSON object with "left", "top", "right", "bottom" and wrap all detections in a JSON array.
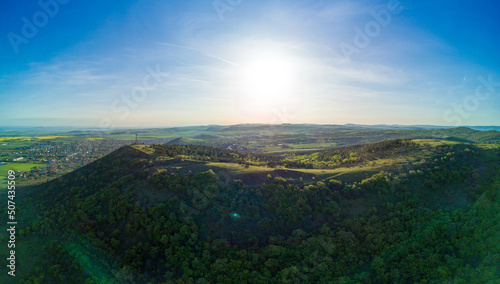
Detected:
[{"left": 2, "top": 137, "right": 500, "bottom": 283}]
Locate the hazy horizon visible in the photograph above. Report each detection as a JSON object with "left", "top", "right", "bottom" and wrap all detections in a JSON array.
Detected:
[{"left": 1, "top": 123, "right": 500, "bottom": 131}]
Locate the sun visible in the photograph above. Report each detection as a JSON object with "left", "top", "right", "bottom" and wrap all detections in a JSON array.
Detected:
[{"left": 237, "top": 53, "right": 298, "bottom": 107}]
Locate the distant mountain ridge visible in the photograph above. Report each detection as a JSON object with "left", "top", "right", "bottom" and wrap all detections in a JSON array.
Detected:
[{"left": 2, "top": 124, "right": 500, "bottom": 136}]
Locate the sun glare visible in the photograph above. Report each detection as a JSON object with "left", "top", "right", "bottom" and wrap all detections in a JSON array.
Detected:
[{"left": 238, "top": 53, "right": 298, "bottom": 108}]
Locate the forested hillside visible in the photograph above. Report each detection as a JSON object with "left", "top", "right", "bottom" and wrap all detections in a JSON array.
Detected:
[{"left": 4, "top": 139, "right": 500, "bottom": 283}]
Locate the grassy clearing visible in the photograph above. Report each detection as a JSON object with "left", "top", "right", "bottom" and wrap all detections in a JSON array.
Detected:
[
  {"left": 171, "top": 137, "right": 206, "bottom": 144},
  {"left": 131, "top": 145, "right": 155, "bottom": 155},
  {"left": 412, "top": 139, "right": 464, "bottom": 147},
  {"left": 206, "top": 162, "right": 275, "bottom": 175},
  {"left": 204, "top": 160, "right": 392, "bottom": 184},
  {"left": 249, "top": 142, "right": 338, "bottom": 154},
  {"left": 0, "top": 162, "right": 43, "bottom": 175},
  {"left": 477, "top": 144, "right": 500, "bottom": 150},
  {"left": 299, "top": 163, "right": 391, "bottom": 183},
  {"left": 0, "top": 162, "right": 46, "bottom": 190}
]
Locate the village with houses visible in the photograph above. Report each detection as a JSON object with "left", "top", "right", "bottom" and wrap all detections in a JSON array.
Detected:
[
  {"left": 0, "top": 135, "right": 183, "bottom": 186},
  {"left": 0, "top": 139, "right": 132, "bottom": 183}
]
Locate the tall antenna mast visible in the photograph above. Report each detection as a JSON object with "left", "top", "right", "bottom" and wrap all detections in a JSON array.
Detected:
[{"left": 135, "top": 133, "right": 138, "bottom": 145}]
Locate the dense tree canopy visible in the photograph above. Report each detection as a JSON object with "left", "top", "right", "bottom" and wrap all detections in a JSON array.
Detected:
[{"left": 10, "top": 140, "right": 500, "bottom": 283}]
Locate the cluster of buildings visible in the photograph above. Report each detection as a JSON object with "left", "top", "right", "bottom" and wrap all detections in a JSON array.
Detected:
[
  {"left": 225, "top": 143, "right": 249, "bottom": 151},
  {"left": 3, "top": 137, "right": 174, "bottom": 182},
  {"left": 2, "top": 140, "right": 132, "bottom": 181}
]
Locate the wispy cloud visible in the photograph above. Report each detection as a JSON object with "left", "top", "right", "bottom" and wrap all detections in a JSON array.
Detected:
[
  {"left": 1, "top": 0, "right": 499, "bottom": 126},
  {"left": 158, "top": 42, "right": 238, "bottom": 67}
]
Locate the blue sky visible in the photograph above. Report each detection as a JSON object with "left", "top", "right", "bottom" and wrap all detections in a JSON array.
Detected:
[{"left": 1, "top": 0, "right": 499, "bottom": 127}]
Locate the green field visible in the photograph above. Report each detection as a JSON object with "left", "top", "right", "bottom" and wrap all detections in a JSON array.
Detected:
[
  {"left": 0, "top": 162, "right": 46, "bottom": 189},
  {"left": 0, "top": 141, "right": 36, "bottom": 150}
]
